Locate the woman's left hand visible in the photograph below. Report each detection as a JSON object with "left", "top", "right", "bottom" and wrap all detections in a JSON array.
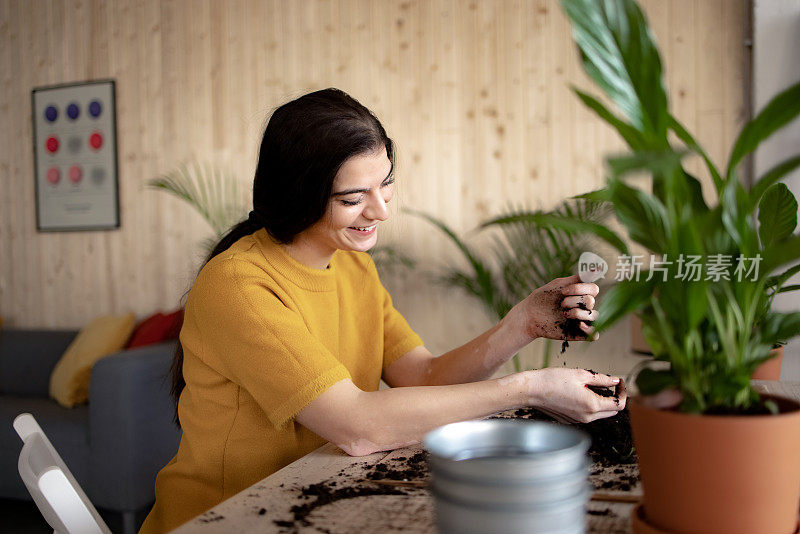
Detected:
[{"left": 509, "top": 274, "right": 600, "bottom": 342}]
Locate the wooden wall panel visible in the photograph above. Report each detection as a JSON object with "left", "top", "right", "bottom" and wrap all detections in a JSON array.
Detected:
[{"left": 0, "top": 0, "right": 746, "bottom": 375}]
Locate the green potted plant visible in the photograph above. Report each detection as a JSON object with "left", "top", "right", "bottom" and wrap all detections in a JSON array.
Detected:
[
  {"left": 489, "top": 0, "right": 800, "bottom": 531},
  {"left": 407, "top": 198, "right": 609, "bottom": 371}
]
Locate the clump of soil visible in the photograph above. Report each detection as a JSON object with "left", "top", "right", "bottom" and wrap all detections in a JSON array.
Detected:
[
  {"left": 365, "top": 451, "right": 429, "bottom": 481},
  {"left": 508, "top": 404, "right": 636, "bottom": 467}
]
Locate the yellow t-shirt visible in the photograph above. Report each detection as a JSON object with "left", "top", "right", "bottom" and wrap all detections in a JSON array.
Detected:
[{"left": 140, "top": 229, "right": 423, "bottom": 533}]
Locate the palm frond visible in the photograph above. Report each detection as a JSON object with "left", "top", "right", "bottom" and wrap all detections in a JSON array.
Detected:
[{"left": 149, "top": 162, "right": 250, "bottom": 238}]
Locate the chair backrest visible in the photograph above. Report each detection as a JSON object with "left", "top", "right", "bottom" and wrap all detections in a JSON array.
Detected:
[{"left": 14, "top": 413, "right": 111, "bottom": 534}]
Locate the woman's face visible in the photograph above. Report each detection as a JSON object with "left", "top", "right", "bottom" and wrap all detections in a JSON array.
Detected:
[{"left": 294, "top": 147, "right": 394, "bottom": 266}]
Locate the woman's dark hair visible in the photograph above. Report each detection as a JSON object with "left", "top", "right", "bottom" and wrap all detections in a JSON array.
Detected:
[{"left": 170, "top": 88, "right": 394, "bottom": 426}]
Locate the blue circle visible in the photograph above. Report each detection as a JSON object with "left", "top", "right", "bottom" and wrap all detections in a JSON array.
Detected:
[
  {"left": 44, "top": 105, "right": 58, "bottom": 122},
  {"left": 66, "top": 102, "right": 80, "bottom": 120},
  {"left": 88, "top": 100, "right": 102, "bottom": 118}
]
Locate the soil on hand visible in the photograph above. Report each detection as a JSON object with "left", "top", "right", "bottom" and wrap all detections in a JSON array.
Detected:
[{"left": 510, "top": 405, "right": 636, "bottom": 467}]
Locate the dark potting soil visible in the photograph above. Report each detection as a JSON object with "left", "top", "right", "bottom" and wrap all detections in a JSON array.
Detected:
[
  {"left": 364, "top": 450, "right": 429, "bottom": 481},
  {"left": 287, "top": 482, "right": 408, "bottom": 527},
  {"left": 273, "top": 451, "right": 428, "bottom": 531},
  {"left": 511, "top": 405, "right": 636, "bottom": 466}
]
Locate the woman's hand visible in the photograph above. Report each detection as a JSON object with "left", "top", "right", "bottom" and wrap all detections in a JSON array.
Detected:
[
  {"left": 507, "top": 274, "right": 600, "bottom": 342},
  {"left": 520, "top": 368, "right": 627, "bottom": 423}
]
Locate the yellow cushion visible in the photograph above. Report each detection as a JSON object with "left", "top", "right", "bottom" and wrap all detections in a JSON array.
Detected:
[{"left": 49, "top": 313, "right": 136, "bottom": 408}]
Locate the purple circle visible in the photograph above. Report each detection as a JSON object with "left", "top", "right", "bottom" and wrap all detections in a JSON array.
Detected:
[
  {"left": 67, "top": 102, "right": 80, "bottom": 120},
  {"left": 88, "top": 100, "right": 102, "bottom": 118},
  {"left": 45, "top": 105, "right": 58, "bottom": 122}
]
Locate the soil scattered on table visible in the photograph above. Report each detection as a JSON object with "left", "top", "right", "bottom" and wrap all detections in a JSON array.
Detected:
[
  {"left": 283, "top": 482, "right": 408, "bottom": 528},
  {"left": 198, "top": 512, "right": 225, "bottom": 523},
  {"left": 365, "top": 450, "right": 429, "bottom": 482},
  {"left": 273, "top": 452, "right": 429, "bottom": 531}
]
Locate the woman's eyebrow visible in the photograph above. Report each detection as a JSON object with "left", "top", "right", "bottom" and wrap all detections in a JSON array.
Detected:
[{"left": 331, "top": 165, "right": 394, "bottom": 197}]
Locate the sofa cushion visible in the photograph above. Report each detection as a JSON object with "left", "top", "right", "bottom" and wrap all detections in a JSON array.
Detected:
[
  {"left": 49, "top": 313, "right": 136, "bottom": 408},
  {"left": 0, "top": 396, "right": 90, "bottom": 500},
  {"left": 126, "top": 309, "right": 183, "bottom": 349},
  {"left": 0, "top": 330, "right": 77, "bottom": 396}
]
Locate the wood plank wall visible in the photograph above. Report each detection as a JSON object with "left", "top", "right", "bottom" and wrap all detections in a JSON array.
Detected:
[{"left": 0, "top": 0, "right": 746, "bottom": 375}]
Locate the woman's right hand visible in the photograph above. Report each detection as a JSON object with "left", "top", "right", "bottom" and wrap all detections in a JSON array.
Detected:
[{"left": 520, "top": 368, "right": 627, "bottom": 423}]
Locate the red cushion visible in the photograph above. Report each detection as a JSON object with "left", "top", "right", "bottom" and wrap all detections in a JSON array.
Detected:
[{"left": 126, "top": 309, "right": 184, "bottom": 348}]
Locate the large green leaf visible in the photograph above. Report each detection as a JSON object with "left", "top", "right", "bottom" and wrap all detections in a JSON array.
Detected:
[
  {"left": 561, "top": 0, "right": 668, "bottom": 140},
  {"left": 668, "top": 115, "right": 723, "bottom": 193},
  {"left": 681, "top": 171, "right": 710, "bottom": 215},
  {"left": 607, "top": 178, "right": 670, "bottom": 252},
  {"left": 750, "top": 154, "right": 800, "bottom": 206},
  {"left": 762, "top": 234, "right": 800, "bottom": 275},
  {"left": 606, "top": 151, "right": 686, "bottom": 178},
  {"left": 727, "top": 79, "right": 800, "bottom": 180},
  {"left": 758, "top": 183, "right": 798, "bottom": 248},
  {"left": 572, "top": 88, "right": 647, "bottom": 150},
  {"left": 762, "top": 312, "right": 800, "bottom": 344},
  {"left": 767, "top": 264, "right": 800, "bottom": 290},
  {"left": 594, "top": 277, "right": 654, "bottom": 332},
  {"left": 483, "top": 212, "right": 629, "bottom": 255},
  {"left": 574, "top": 188, "right": 612, "bottom": 203}
]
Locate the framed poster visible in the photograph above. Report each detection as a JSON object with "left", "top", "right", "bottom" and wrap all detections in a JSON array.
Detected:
[{"left": 32, "top": 80, "right": 120, "bottom": 231}]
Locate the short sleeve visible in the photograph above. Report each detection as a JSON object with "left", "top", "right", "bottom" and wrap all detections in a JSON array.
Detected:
[
  {"left": 186, "top": 259, "right": 351, "bottom": 429},
  {"left": 372, "top": 269, "right": 424, "bottom": 370}
]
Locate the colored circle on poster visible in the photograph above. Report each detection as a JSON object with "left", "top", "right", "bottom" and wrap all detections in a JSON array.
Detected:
[
  {"left": 89, "top": 100, "right": 102, "bottom": 118},
  {"left": 89, "top": 131, "right": 103, "bottom": 150},
  {"left": 67, "top": 102, "right": 80, "bottom": 120},
  {"left": 46, "top": 136, "right": 60, "bottom": 153},
  {"left": 46, "top": 167, "right": 61, "bottom": 185},
  {"left": 91, "top": 166, "right": 106, "bottom": 185},
  {"left": 69, "top": 165, "right": 83, "bottom": 184},
  {"left": 44, "top": 105, "right": 58, "bottom": 122},
  {"left": 68, "top": 136, "right": 82, "bottom": 154}
]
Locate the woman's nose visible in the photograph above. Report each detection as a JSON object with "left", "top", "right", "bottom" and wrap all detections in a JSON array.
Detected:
[{"left": 363, "top": 189, "right": 389, "bottom": 221}]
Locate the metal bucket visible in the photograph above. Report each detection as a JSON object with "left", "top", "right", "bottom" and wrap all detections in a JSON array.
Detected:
[{"left": 424, "top": 420, "right": 591, "bottom": 534}]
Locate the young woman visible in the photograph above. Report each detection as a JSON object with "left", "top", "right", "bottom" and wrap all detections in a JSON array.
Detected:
[{"left": 140, "top": 88, "right": 626, "bottom": 533}]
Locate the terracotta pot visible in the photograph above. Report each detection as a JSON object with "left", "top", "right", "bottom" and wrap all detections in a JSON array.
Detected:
[
  {"left": 752, "top": 346, "right": 784, "bottom": 381},
  {"left": 629, "top": 395, "right": 800, "bottom": 534}
]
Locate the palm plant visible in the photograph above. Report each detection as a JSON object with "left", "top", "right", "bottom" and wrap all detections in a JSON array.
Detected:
[
  {"left": 489, "top": 0, "right": 800, "bottom": 414},
  {"left": 149, "top": 162, "right": 250, "bottom": 255},
  {"left": 408, "top": 199, "right": 610, "bottom": 372},
  {"left": 150, "top": 161, "right": 415, "bottom": 271}
]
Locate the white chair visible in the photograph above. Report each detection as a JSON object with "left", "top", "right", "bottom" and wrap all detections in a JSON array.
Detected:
[{"left": 14, "top": 413, "right": 112, "bottom": 534}]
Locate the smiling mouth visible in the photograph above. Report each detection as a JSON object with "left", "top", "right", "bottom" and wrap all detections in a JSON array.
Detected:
[{"left": 348, "top": 224, "right": 377, "bottom": 234}]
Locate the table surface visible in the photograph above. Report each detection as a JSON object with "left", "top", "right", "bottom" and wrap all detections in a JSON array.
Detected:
[{"left": 173, "top": 380, "right": 800, "bottom": 534}]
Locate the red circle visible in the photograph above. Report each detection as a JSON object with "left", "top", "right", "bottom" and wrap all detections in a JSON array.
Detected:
[
  {"left": 89, "top": 131, "right": 103, "bottom": 150},
  {"left": 46, "top": 167, "right": 60, "bottom": 184},
  {"left": 46, "top": 136, "right": 59, "bottom": 153},
  {"left": 69, "top": 165, "right": 83, "bottom": 183}
]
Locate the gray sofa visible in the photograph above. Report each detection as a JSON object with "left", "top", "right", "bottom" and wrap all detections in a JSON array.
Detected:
[{"left": 0, "top": 329, "right": 182, "bottom": 533}]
